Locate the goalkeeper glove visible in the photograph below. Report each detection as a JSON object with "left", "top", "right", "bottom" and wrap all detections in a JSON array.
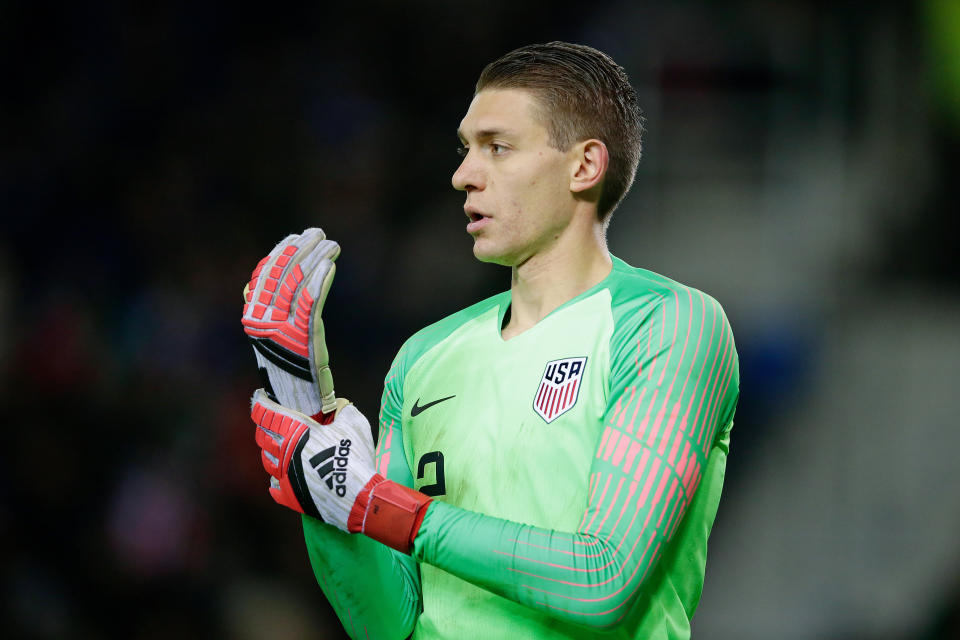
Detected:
[
  {"left": 241, "top": 228, "right": 339, "bottom": 418},
  {"left": 251, "top": 389, "right": 432, "bottom": 553}
]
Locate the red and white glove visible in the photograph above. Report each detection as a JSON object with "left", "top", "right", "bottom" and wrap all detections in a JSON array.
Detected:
[
  {"left": 250, "top": 388, "right": 432, "bottom": 553},
  {"left": 241, "top": 228, "right": 339, "bottom": 418}
]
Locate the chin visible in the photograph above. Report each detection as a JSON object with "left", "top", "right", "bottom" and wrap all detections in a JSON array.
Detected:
[{"left": 472, "top": 240, "right": 514, "bottom": 266}]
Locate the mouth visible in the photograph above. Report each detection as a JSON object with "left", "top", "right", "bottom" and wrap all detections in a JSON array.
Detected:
[
  {"left": 465, "top": 207, "right": 491, "bottom": 234},
  {"left": 464, "top": 205, "right": 487, "bottom": 221}
]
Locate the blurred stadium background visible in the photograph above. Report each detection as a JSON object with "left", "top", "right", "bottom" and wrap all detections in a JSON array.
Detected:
[{"left": 2, "top": 1, "right": 958, "bottom": 638}]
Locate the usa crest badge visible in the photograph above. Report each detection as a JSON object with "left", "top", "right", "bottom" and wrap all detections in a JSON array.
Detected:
[{"left": 533, "top": 357, "right": 587, "bottom": 423}]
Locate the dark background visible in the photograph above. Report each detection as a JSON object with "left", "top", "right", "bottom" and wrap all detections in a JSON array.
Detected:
[{"left": 2, "top": 1, "right": 959, "bottom": 638}]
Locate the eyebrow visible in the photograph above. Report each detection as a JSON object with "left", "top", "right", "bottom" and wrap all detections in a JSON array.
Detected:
[{"left": 456, "top": 128, "right": 517, "bottom": 143}]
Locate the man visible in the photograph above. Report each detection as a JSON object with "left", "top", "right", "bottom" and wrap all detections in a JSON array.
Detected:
[{"left": 241, "top": 42, "right": 739, "bottom": 639}]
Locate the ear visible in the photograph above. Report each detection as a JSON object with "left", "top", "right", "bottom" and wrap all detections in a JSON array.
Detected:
[{"left": 569, "top": 139, "right": 609, "bottom": 194}]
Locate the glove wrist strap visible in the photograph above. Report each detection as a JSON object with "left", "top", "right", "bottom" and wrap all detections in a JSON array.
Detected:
[{"left": 349, "top": 475, "right": 432, "bottom": 554}]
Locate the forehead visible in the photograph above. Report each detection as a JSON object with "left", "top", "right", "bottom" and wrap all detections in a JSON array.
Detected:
[{"left": 457, "top": 88, "right": 548, "bottom": 140}]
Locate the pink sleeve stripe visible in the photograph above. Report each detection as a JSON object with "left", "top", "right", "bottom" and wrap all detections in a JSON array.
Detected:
[
  {"left": 695, "top": 332, "right": 734, "bottom": 447},
  {"left": 638, "top": 389, "right": 659, "bottom": 444},
  {"left": 501, "top": 495, "right": 660, "bottom": 582},
  {"left": 596, "top": 427, "right": 612, "bottom": 459},
  {"left": 583, "top": 474, "right": 612, "bottom": 533},
  {"left": 377, "top": 422, "right": 394, "bottom": 477},
  {"left": 648, "top": 291, "right": 696, "bottom": 458},
  {"left": 654, "top": 480, "right": 679, "bottom": 531},
  {"left": 626, "top": 387, "right": 647, "bottom": 434},
  {"left": 630, "top": 291, "right": 665, "bottom": 380},
  {"left": 513, "top": 532, "right": 660, "bottom": 606},
  {"left": 655, "top": 297, "right": 669, "bottom": 369},
  {"left": 630, "top": 449, "right": 651, "bottom": 486},
  {"left": 705, "top": 362, "right": 736, "bottom": 448},
  {"left": 591, "top": 476, "right": 625, "bottom": 536},
  {"left": 681, "top": 297, "right": 718, "bottom": 435},
  {"left": 650, "top": 464, "right": 670, "bottom": 507},
  {"left": 379, "top": 376, "right": 399, "bottom": 408},
  {"left": 694, "top": 330, "right": 731, "bottom": 444},
  {"left": 682, "top": 453, "right": 700, "bottom": 491},
  {"left": 646, "top": 314, "right": 656, "bottom": 381},
  {"left": 593, "top": 456, "right": 672, "bottom": 571},
  {"left": 674, "top": 290, "right": 707, "bottom": 406},
  {"left": 512, "top": 535, "right": 612, "bottom": 559},
  {"left": 608, "top": 391, "right": 624, "bottom": 426},
  {"left": 657, "top": 289, "right": 684, "bottom": 387},
  {"left": 662, "top": 417, "right": 687, "bottom": 464},
  {"left": 615, "top": 386, "right": 636, "bottom": 428},
  {"left": 657, "top": 401, "right": 683, "bottom": 457},
  {"left": 523, "top": 529, "right": 575, "bottom": 542},
  {"left": 573, "top": 473, "right": 638, "bottom": 551},
  {"left": 377, "top": 387, "right": 392, "bottom": 430},
  {"left": 649, "top": 401, "right": 670, "bottom": 454},
  {"left": 668, "top": 466, "right": 702, "bottom": 539},
  {"left": 668, "top": 469, "right": 698, "bottom": 536},
  {"left": 634, "top": 458, "right": 660, "bottom": 507},
  {"left": 578, "top": 473, "right": 601, "bottom": 531},
  {"left": 698, "top": 336, "right": 736, "bottom": 447},
  {"left": 610, "top": 542, "right": 664, "bottom": 623},
  {"left": 685, "top": 317, "right": 727, "bottom": 452},
  {"left": 611, "top": 433, "right": 631, "bottom": 467},
  {"left": 675, "top": 440, "right": 691, "bottom": 477},
  {"left": 523, "top": 529, "right": 607, "bottom": 550},
  {"left": 622, "top": 441, "right": 642, "bottom": 474},
  {"left": 571, "top": 429, "right": 646, "bottom": 555},
  {"left": 655, "top": 436, "right": 698, "bottom": 508},
  {"left": 664, "top": 494, "right": 686, "bottom": 538},
  {"left": 512, "top": 460, "right": 674, "bottom": 576},
  {"left": 604, "top": 480, "right": 638, "bottom": 543},
  {"left": 656, "top": 308, "right": 700, "bottom": 440},
  {"left": 634, "top": 334, "right": 647, "bottom": 379},
  {"left": 602, "top": 429, "right": 621, "bottom": 461},
  {"left": 522, "top": 542, "right": 667, "bottom": 624}
]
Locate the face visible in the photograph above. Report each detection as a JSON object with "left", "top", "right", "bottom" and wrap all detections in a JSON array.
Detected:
[{"left": 453, "top": 89, "right": 577, "bottom": 266}]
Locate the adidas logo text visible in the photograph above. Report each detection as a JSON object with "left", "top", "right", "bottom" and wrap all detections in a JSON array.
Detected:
[{"left": 309, "top": 439, "right": 352, "bottom": 497}]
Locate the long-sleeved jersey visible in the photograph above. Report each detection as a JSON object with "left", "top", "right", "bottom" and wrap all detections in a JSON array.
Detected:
[{"left": 302, "top": 255, "right": 740, "bottom": 639}]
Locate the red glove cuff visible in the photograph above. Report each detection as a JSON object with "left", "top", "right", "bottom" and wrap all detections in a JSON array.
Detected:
[{"left": 348, "top": 475, "right": 432, "bottom": 554}]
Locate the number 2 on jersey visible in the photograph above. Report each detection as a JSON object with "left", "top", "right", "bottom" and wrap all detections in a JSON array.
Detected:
[{"left": 416, "top": 451, "right": 446, "bottom": 497}]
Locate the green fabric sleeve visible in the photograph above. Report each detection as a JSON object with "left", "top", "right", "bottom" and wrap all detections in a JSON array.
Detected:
[
  {"left": 412, "top": 289, "right": 739, "bottom": 630},
  {"left": 301, "top": 347, "right": 422, "bottom": 639}
]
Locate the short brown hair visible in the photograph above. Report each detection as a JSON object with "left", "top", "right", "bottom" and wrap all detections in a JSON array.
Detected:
[{"left": 475, "top": 41, "right": 644, "bottom": 220}]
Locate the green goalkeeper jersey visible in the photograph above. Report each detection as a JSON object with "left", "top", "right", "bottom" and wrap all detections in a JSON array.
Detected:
[{"left": 302, "top": 255, "right": 739, "bottom": 639}]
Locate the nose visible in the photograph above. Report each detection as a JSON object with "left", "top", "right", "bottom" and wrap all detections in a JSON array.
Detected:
[{"left": 452, "top": 150, "right": 483, "bottom": 192}]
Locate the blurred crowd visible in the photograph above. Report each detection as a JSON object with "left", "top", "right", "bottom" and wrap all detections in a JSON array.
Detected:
[{"left": 2, "top": 1, "right": 958, "bottom": 638}]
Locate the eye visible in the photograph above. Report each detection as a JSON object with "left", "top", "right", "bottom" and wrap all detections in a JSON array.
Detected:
[
  {"left": 490, "top": 143, "right": 507, "bottom": 156},
  {"left": 456, "top": 145, "right": 468, "bottom": 158}
]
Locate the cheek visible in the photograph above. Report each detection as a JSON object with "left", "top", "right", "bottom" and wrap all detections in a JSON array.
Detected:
[{"left": 518, "top": 168, "right": 565, "bottom": 215}]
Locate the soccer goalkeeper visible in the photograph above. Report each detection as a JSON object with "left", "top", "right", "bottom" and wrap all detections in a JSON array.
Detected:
[{"left": 241, "top": 42, "right": 739, "bottom": 640}]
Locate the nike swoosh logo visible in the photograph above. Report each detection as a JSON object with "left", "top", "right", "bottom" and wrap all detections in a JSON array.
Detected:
[{"left": 410, "top": 395, "right": 456, "bottom": 417}]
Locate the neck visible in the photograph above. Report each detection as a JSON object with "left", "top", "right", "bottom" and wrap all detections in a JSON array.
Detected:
[{"left": 502, "top": 215, "right": 612, "bottom": 340}]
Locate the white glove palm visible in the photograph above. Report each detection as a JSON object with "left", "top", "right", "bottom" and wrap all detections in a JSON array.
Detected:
[{"left": 241, "top": 228, "right": 339, "bottom": 417}]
